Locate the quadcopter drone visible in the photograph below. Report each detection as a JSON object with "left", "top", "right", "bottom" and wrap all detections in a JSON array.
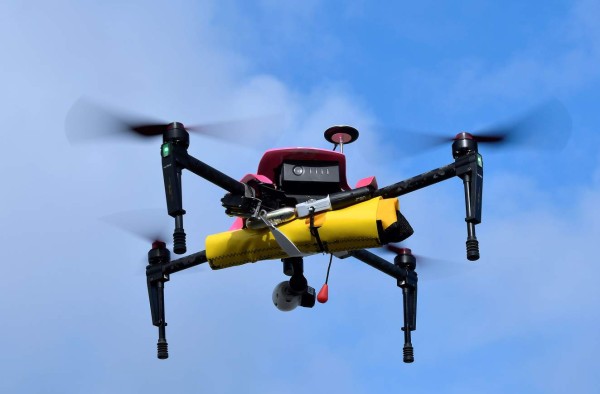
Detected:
[
  {"left": 149, "top": 122, "right": 482, "bottom": 364},
  {"left": 67, "top": 98, "right": 569, "bottom": 363}
]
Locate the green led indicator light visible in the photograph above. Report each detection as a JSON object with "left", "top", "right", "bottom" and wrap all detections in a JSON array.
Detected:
[
  {"left": 161, "top": 143, "right": 171, "bottom": 157},
  {"left": 477, "top": 154, "right": 483, "bottom": 167}
]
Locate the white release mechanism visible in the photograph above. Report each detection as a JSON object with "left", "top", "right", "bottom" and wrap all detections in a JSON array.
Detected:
[
  {"left": 259, "top": 212, "right": 307, "bottom": 258},
  {"left": 295, "top": 196, "right": 332, "bottom": 218}
]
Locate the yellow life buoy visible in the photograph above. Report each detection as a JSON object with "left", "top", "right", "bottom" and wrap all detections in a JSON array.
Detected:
[{"left": 205, "top": 196, "right": 412, "bottom": 269}]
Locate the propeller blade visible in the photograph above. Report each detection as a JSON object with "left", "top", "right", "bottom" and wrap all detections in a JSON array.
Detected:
[
  {"left": 65, "top": 98, "right": 167, "bottom": 143},
  {"left": 375, "top": 99, "right": 571, "bottom": 157},
  {"left": 100, "top": 208, "right": 171, "bottom": 245},
  {"left": 130, "top": 124, "right": 169, "bottom": 137},
  {"left": 472, "top": 98, "right": 572, "bottom": 150},
  {"left": 383, "top": 244, "right": 446, "bottom": 266},
  {"left": 101, "top": 209, "right": 207, "bottom": 276},
  {"left": 66, "top": 97, "right": 284, "bottom": 147},
  {"left": 380, "top": 244, "right": 473, "bottom": 280}
]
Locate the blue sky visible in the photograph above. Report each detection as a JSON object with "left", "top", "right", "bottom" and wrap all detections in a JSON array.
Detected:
[{"left": 1, "top": 1, "right": 599, "bottom": 393}]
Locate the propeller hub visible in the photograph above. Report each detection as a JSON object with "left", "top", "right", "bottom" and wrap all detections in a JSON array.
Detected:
[
  {"left": 394, "top": 252, "right": 416, "bottom": 271},
  {"left": 452, "top": 131, "right": 478, "bottom": 159},
  {"left": 148, "top": 244, "right": 170, "bottom": 265},
  {"left": 167, "top": 121, "right": 185, "bottom": 130},
  {"left": 454, "top": 132, "right": 474, "bottom": 140},
  {"left": 397, "top": 247, "right": 412, "bottom": 255},
  {"left": 152, "top": 241, "right": 166, "bottom": 250},
  {"left": 164, "top": 122, "right": 190, "bottom": 148}
]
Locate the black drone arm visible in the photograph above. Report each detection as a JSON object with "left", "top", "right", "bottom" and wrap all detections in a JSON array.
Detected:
[
  {"left": 146, "top": 246, "right": 209, "bottom": 359},
  {"left": 347, "top": 249, "right": 417, "bottom": 363},
  {"left": 373, "top": 162, "right": 457, "bottom": 199},
  {"left": 163, "top": 250, "right": 208, "bottom": 274},
  {"left": 160, "top": 122, "right": 484, "bottom": 260},
  {"left": 324, "top": 148, "right": 483, "bottom": 261},
  {"left": 176, "top": 146, "right": 246, "bottom": 195},
  {"left": 370, "top": 151, "right": 483, "bottom": 260},
  {"left": 159, "top": 122, "right": 257, "bottom": 255}
]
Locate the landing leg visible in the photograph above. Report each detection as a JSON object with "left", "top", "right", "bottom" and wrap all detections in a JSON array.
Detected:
[{"left": 395, "top": 249, "right": 418, "bottom": 363}]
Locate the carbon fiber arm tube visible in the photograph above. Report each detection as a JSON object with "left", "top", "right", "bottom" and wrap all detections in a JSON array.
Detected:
[
  {"left": 373, "top": 162, "right": 457, "bottom": 198},
  {"left": 348, "top": 249, "right": 405, "bottom": 279},
  {"left": 164, "top": 250, "right": 208, "bottom": 275},
  {"left": 178, "top": 150, "right": 247, "bottom": 195}
]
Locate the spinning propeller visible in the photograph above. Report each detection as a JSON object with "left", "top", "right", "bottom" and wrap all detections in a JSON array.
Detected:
[
  {"left": 382, "top": 99, "right": 572, "bottom": 155},
  {"left": 66, "top": 97, "right": 571, "bottom": 157},
  {"left": 101, "top": 209, "right": 206, "bottom": 276},
  {"left": 101, "top": 209, "right": 171, "bottom": 245},
  {"left": 381, "top": 244, "right": 472, "bottom": 280},
  {"left": 65, "top": 97, "right": 282, "bottom": 147}
]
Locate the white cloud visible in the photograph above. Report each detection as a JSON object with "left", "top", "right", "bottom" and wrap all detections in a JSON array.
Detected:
[
  {"left": 0, "top": 1, "right": 379, "bottom": 393},
  {"left": 441, "top": 0, "right": 600, "bottom": 106},
  {"left": 2, "top": 1, "right": 600, "bottom": 393}
]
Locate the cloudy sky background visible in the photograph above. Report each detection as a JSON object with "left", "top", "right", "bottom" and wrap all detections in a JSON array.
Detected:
[{"left": 1, "top": 1, "right": 599, "bottom": 393}]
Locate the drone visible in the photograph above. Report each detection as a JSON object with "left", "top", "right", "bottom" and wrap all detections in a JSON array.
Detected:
[{"left": 66, "top": 98, "right": 570, "bottom": 363}]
